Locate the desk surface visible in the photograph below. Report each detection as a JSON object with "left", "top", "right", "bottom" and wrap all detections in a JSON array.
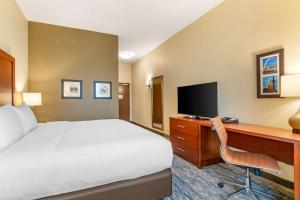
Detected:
[{"left": 171, "top": 117, "right": 300, "bottom": 144}]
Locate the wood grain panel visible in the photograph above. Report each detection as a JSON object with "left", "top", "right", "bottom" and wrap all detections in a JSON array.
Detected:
[
  {"left": 227, "top": 131, "right": 294, "bottom": 165},
  {"left": 0, "top": 49, "right": 15, "bottom": 106},
  {"left": 170, "top": 130, "right": 199, "bottom": 149},
  {"left": 170, "top": 118, "right": 222, "bottom": 168},
  {"left": 295, "top": 143, "right": 300, "bottom": 200},
  {"left": 170, "top": 117, "right": 300, "bottom": 144},
  {"left": 201, "top": 128, "right": 221, "bottom": 161},
  {"left": 172, "top": 141, "right": 199, "bottom": 166},
  {"left": 170, "top": 118, "right": 199, "bottom": 137}
]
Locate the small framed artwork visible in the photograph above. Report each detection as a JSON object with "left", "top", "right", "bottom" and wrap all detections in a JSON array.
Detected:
[
  {"left": 94, "top": 81, "right": 112, "bottom": 99},
  {"left": 256, "top": 49, "right": 284, "bottom": 98},
  {"left": 61, "top": 79, "right": 82, "bottom": 99}
]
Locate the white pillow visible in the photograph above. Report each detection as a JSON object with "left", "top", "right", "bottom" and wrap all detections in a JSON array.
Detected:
[
  {"left": 12, "top": 104, "right": 38, "bottom": 134},
  {"left": 0, "top": 107, "right": 25, "bottom": 151}
]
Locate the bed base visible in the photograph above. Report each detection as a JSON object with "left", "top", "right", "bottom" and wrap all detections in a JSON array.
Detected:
[{"left": 40, "top": 169, "right": 172, "bottom": 200}]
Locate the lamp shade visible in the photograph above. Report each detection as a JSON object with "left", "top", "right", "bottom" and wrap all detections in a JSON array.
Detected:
[
  {"left": 23, "top": 93, "right": 42, "bottom": 106},
  {"left": 281, "top": 74, "right": 300, "bottom": 97}
]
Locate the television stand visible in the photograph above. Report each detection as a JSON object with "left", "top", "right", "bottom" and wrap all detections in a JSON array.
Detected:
[
  {"left": 184, "top": 115, "right": 196, "bottom": 119},
  {"left": 184, "top": 116, "right": 210, "bottom": 120},
  {"left": 196, "top": 116, "right": 210, "bottom": 120}
]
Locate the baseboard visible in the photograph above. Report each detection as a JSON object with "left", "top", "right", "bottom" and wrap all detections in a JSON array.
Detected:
[{"left": 130, "top": 121, "right": 165, "bottom": 137}]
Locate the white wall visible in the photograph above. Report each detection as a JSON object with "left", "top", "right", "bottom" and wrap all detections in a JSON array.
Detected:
[
  {"left": 0, "top": 0, "right": 28, "bottom": 104},
  {"left": 119, "top": 63, "right": 132, "bottom": 120}
]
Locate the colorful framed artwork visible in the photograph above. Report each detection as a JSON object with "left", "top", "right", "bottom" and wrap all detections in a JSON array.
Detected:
[
  {"left": 61, "top": 79, "right": 82, "bottom": 99},
  {"left": 94, "top": 81, "right": 112, "bottom": 99},
  {"left": 256, "top": 49, "right": 284, "bottom": 98}
]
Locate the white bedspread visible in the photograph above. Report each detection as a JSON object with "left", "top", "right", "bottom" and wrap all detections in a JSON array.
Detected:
[{"left": 0, "top": 119, "right": 173, "bottom": 200}]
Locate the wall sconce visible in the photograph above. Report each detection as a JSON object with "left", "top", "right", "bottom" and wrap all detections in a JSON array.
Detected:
[{"left": 146, "top": 79, "right": 152, "bottom": 87}]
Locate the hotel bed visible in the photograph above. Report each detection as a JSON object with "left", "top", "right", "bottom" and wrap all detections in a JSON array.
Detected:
[{"left": 0, "top": 49, "right": 173, "bottom": 200}]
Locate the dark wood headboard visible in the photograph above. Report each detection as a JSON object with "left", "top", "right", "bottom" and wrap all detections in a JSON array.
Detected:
[{"left": 0, "top": 49, "right": 15, "bottom": 106}]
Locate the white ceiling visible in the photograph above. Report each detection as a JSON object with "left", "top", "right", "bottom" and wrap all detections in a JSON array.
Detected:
[{"left": 16, "top": 0, "right": 223, "bottom": 63}]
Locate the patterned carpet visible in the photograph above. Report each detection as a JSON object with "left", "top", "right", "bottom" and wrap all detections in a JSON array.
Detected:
[{"left": 164, "top": 155, "right": 294, "bottom": 200}]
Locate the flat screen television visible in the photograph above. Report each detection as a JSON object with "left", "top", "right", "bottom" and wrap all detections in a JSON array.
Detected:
[{"left": 178, "top": 82, "right": 218, "bottom": 118}]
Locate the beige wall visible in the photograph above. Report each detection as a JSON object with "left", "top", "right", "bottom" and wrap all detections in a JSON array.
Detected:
[
  {"left": 132, "top": 0, "right": 300, "bottom": 181},
  {"left": 119, "top": 63, "right": 131, "bottom": 83},
  {"left": 29, "top": 22, "right": 119, "bottom": 122},
  {"left": 0, "top": 0, "right": 28, "bottom": 103},
  {"left": 118, "top": 63, "right": 132, "bottom": 120}
]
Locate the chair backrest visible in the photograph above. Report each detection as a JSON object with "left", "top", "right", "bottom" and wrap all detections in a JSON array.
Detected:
[
  {"left": 211, "top": 116, "right": 229, "bottom": 154},
  {"left": 212, "top": 116, "right": 234, "bottom": 162}
]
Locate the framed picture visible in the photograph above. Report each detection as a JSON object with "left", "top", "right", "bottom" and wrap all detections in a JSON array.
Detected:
[
  {"left": 94, "top": 81, "right": 112, "bottom": 99},
  {"left": 256, "top": 49, "right": 284, "bottom": 98},
  {"left": 61, "top": 79, "right": 82, "bottom": 99}
]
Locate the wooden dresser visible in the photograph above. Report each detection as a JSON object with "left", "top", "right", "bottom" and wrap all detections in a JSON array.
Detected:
[
  {"left": 170, "top": 117, "right": 300, "bottom": 200},
  {"left": 170, "top": 117, "right": 222, "bottom": 168}
]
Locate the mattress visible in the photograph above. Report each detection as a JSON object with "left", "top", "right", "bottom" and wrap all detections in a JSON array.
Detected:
[{"left": 0, "top": 119, "right": 173, "bottom": 200}]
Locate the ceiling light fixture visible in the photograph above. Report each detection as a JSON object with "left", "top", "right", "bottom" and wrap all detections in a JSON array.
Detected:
[{"left": 119, "top": 51, "right": 135, "bottom": 60}]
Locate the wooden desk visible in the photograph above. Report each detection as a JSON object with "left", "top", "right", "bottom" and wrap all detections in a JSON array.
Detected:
[{"left": 170, "top": 117, "right": 300, "bottom": 200}]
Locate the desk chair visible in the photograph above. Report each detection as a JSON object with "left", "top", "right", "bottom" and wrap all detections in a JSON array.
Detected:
[{"left": 211, "top": 117, "right": 282, "bottom": 200}]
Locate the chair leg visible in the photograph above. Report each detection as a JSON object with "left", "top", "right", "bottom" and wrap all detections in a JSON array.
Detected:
[
  {"left": 220, "top": 167, "right": 279, "bottom": 200},
  {"left": 238, "top": 170, "right": 247, "bottom": 177},
  {"left": 248, "top": 189, "right": 259, "bottom": 200},
  {"left": 226, "top": 188, "right": 246, "bottom": 199},
  {"left": 219, "top": 180, "right": 244, "bottom": 188},
  {"left": 254, "top": 168, "right": 262, "bottom": 176},
  {"left": 252, "top": 188, "right": 277, "bottom": 199},
  {"left": 226, "top": 188, "right": 261, "bottom": 200}
]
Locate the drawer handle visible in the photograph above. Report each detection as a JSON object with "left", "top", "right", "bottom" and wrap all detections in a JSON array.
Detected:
[
  {"left": 177, "top": 147, "right": 185, "bottom": 152},
  {"left": 176, "top": 136, "right": 185, "bottom": 140},
  {"left": 177, "top": 125, "right": 185, "bottom": 129}
]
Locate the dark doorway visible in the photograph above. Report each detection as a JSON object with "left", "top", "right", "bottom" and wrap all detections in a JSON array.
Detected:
[
  {"left": 152, "top": 76, "right": 163, "bottom": 131},
  {"left": 119, "top": 83, "right": 130, "bottom": 121}
]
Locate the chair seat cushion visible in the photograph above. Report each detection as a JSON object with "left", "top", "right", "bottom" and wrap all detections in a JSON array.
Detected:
[{"left": 222, "top": 150, "right": 281, "bottom": 174}]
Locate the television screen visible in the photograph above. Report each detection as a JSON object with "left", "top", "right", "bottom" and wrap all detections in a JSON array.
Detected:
[{"left": 178, "top": 82, "right": 218, "bottom": 118}]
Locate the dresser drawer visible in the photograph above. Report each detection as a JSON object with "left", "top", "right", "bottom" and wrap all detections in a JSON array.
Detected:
[
  {"left": 170, "top": 118, "right": 198, "bottom": 136},
  {"left": 170, "top": 130, "right": 199, "bottom": 149},
  {"left": 172, "top": 141, "right": 199, "bottom": 166}
]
